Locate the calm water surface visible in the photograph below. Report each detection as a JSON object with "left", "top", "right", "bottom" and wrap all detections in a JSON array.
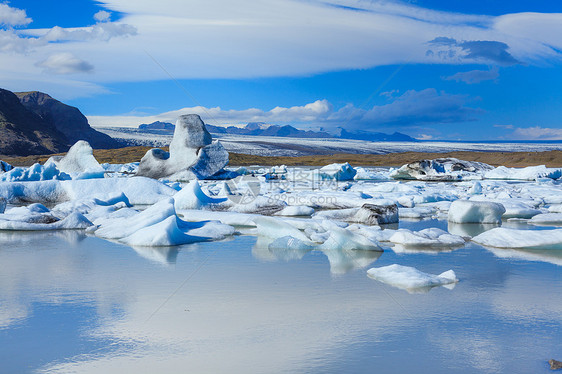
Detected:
[{"left": 0, "top": 220, "right": 561, "bottom": 373}]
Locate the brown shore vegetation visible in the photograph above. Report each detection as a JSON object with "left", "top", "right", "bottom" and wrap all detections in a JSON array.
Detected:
[{"left": 1, "top": 146, "right": 561, "bottom": 168}]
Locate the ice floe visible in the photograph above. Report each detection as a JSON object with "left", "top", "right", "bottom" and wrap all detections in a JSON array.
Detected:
[
  {"left": 92, "top": 198, "right": 235, "bottom": 246},
  {"left": 472, "top": 227, "right": 562, "bottom": 250},
  {"left": 484, "top": 165, "right": 562, "bottom": 180},
  {"left": 367, "top": 264, "right": 458, "bottom": 293},
  {"left": 0, "top": 163, "right": 70, "bottom": 182},
  {"left": 0, "top": 203, "right": 92, "bottom": 230},
  {"left": 448, "top": 200, "right": 506, "bottom": 224}
]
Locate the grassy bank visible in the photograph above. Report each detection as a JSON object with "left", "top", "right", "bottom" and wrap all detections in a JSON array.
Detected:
[{"left": 2, "top": 146, "right": 562, "bottom": 168}]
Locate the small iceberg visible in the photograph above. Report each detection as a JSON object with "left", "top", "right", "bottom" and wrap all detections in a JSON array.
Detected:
[
  {"left": 367, "top": 264, "right": 458, "bottom": 293},
  {"left": 472, "top": 227, "right": 562, "bottom": 250}
]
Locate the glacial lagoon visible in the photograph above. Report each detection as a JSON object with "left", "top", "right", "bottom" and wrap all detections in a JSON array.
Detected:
[{"left": 1, "top": 218, "right": 561, "bottom": 374}]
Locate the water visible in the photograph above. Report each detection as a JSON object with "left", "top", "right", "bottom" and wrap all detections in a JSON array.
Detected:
[{"left": 0, "top": 222, "right": 561, "bottom": 373}]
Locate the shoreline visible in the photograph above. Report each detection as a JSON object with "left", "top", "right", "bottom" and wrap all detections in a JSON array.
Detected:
[{"left": 1, "top": 146, "right": 562, "bottom": 168}]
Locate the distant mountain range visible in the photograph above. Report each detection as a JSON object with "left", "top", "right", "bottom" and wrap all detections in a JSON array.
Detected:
[
  {"left": 138, "top": 121, "right": 417, "bottom": 142},
  {"left": 0, "top": 88, "right": 118, "bottom": 156}
]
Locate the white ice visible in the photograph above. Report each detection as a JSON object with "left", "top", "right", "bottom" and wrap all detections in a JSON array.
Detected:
[
  {"left": 448, "top": 200, "right": 506, "bottom": 224},
  {"left": 472, "top": 227, "right": 562, "bottom": 250},
  {"left": 367, "top": 264, "right": 458, "bottom": 293},
  {"left": 46, "top": 140, "right": 104, "bottom": 178}
]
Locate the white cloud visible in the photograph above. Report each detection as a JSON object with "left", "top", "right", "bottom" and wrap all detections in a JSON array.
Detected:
[
  {"left": 36, "top": 52, "right": 94, "bottom": 74},
  {"left": 88, "top": 90, "right": 481, "bottom": 130},
  {"left": 510, "top": 126, "right": 562, "bottom": 140},
  {"left": 0, "top": 3, "right": 31, "bottom": 27},
  {"left": 94, "top": 10, "right": 111, "bottom": 23},
  {"left": 0, "top": 1, "right": 561, "bottom": 98},
  {"left": 444, "top": 67, "right": 499, "bottom": 84}
]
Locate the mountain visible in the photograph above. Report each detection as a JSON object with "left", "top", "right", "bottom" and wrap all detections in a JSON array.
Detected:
[
  {"left": 16, "top": 91, "right": 118, "bottom": 149},
  {"left": 136, "top": 121, "right": 416, "bottom": 141},
  {"left": 139, "top": 121, "right": 175, "bottom": 131},
  {"left": 336, "top": 128, "right": 416, "bottom": 141},
  {"left": 0, "top": 88, "right": 69, "bottom": 156}
]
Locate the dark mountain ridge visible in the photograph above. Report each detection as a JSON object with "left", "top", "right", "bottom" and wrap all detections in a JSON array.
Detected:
[{"left": 138, "top": 121, "right": 416, "bottom": 141}]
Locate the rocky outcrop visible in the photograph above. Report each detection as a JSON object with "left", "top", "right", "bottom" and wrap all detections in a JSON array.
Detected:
[
  {"left": 136, "top": 114, "right": 229, "bottom": 180},
  {"left": 16, "top": 91, "right": 118, "bottom": 149},
  {"left": 0, "top": 88, "right": 69, "bottom": 156}
]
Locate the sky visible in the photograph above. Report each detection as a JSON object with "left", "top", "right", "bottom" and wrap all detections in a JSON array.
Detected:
[{"left": 1, "top": 0, "right": 561, "bottom": 140}]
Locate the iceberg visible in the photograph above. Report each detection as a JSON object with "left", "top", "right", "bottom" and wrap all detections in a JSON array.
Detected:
[
  {"left": 136, "top": 114, "right": 229, "bottom": 180},
  {"left": 367, "top": 264, "right": 458, "bottom": 293},
  {"left": 46, "top": 140, "right": 104, "bottom": 176},
  {"left": 448, "top": 200, "right": 506, "bottom": 224},
  {"left": 472, "top": 227, "right": 562, "bottom": 250},
  {"left": 529, "top": 213, "right": 562, "bottom": 225},
  {"left": 484, "top": 165, "right": 562, "bottom": 180},
  {"left": 318, "top": 163, "right": 356, "bottom": 181},
  {"left": 92, "top": 198, "right": 235, "bottom": 246},
  {"left": 0, "top": 163, "right": 70, "bottom": 182},
  {"left": 389, "top": 228, "right": 465, "bottom": 248}
]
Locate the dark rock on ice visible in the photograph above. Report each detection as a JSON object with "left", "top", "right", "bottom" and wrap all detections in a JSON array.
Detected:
[{"left": 551, "top": 359, "right": 562, "bottom": 370}]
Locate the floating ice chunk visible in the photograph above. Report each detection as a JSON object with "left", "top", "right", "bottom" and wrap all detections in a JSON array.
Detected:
[
  {"left": 391, "top": 158, "right": 492, "bottom": 181},
  {"left": 228, "top": 195, "right": 286, "bottom": 215},
  {"left": 319, "top": 225, "right": 381, "bottom": 251},
  {"left": 353, "top": 167, "right": 390, "bottom": 181},
  {"left": 529, "top": 213, "right": 562, "bottom": 225},
  {"left": 468, "top": 181, "right": 482, "bottom": 195},
  {"left": 136, "top": 114, "right": 229, "bottom": 180},
  {"left": 318, "top": 163, "right": 356, "bottom": 181},
  {"left": 61, "top": 177, "right": 176, "bottom": 205},
  {"left": 274, "top": 205, "right": 315, "bottom": 216},
  {"left": 177, "top": 209, "right": 259, "bottom": 227},
  {"left": 313, "top": 202, "right": 398, "bottom": 225},
  {"left": 448, "top": 200, "right": 505, "bottom": 224},
  {"left": 1, "top": 160, "right": 13, "bottom": 173},
  {"left": 399, "top": 207, "right": 435, "bottom": 219},
  {"left": 389, "top": 228, "right": 465, "bottom": 248},
  {"left": 93, "top": 197, "right": 234, "bottom": 246},
  {"left": 367, "top": 264, "right": 458, "bottom": 293},
  {"left": 0, "top": 163, "right": 70, "bottom": 182},
  {"left": 548, "top": 204, "right": 562, "bottom": 213},
  {"left": 484, "top": 165, "right": 562, "bottom": 180},
  {"left": 472, "top": 227, "right": 562, "bottom": 250},
  {"left": 500, "top": 202, "right": 541, "bottom": 219},
  {"left": 47, "top": 141, "right": 104, "bottom": 176},
  {"left": 120, "top": 216, "right": 223, "bottom": 247},
  {"left": 0, "top": 210, "right": 92, "bottom": 230},
  {"left": 173, "top": 180, "right": 226, "bottom": 210},
  {"left": 254, "top": 216, "right": 312, "bottom": 243}
]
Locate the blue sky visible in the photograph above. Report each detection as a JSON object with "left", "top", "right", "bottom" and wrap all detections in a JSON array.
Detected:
[{"left": 1, "top": 0, "right": 562, "bottom": 140}]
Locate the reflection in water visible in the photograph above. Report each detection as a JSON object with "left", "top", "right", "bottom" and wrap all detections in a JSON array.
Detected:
[
  {"left": 390, "top": 243, "right": 462, "bottom": 255},
  {"left": 131, "top": 246, "right": 179, "bottom": 265},
  {"left": 1, "top": 229, "right": 562, "bottom": 373},
  {"left": 448, "top": 222, "right": 500, "bottom": 237},
  {"left": 484, "top": 246, "right": 562, "bottom": 266},
  {"left": 321, "top": 248, "right": 381, "bottom": 275},
  {"left": 252, "top": 236, "right": 312, "bottom": 262},
  {"left": 252, "top": 236, "right": 381, "bottom": 274}
]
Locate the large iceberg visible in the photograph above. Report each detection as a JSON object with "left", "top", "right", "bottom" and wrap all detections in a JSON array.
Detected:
[
  {"left": 136, "top": 114, "right": 229, "bottom": 180},
  {"left": 92, "top": 198, "right": 235, "bottom": 246},
  {"left": 367, "top": 264, "right": 458, "bottom": 293}
]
